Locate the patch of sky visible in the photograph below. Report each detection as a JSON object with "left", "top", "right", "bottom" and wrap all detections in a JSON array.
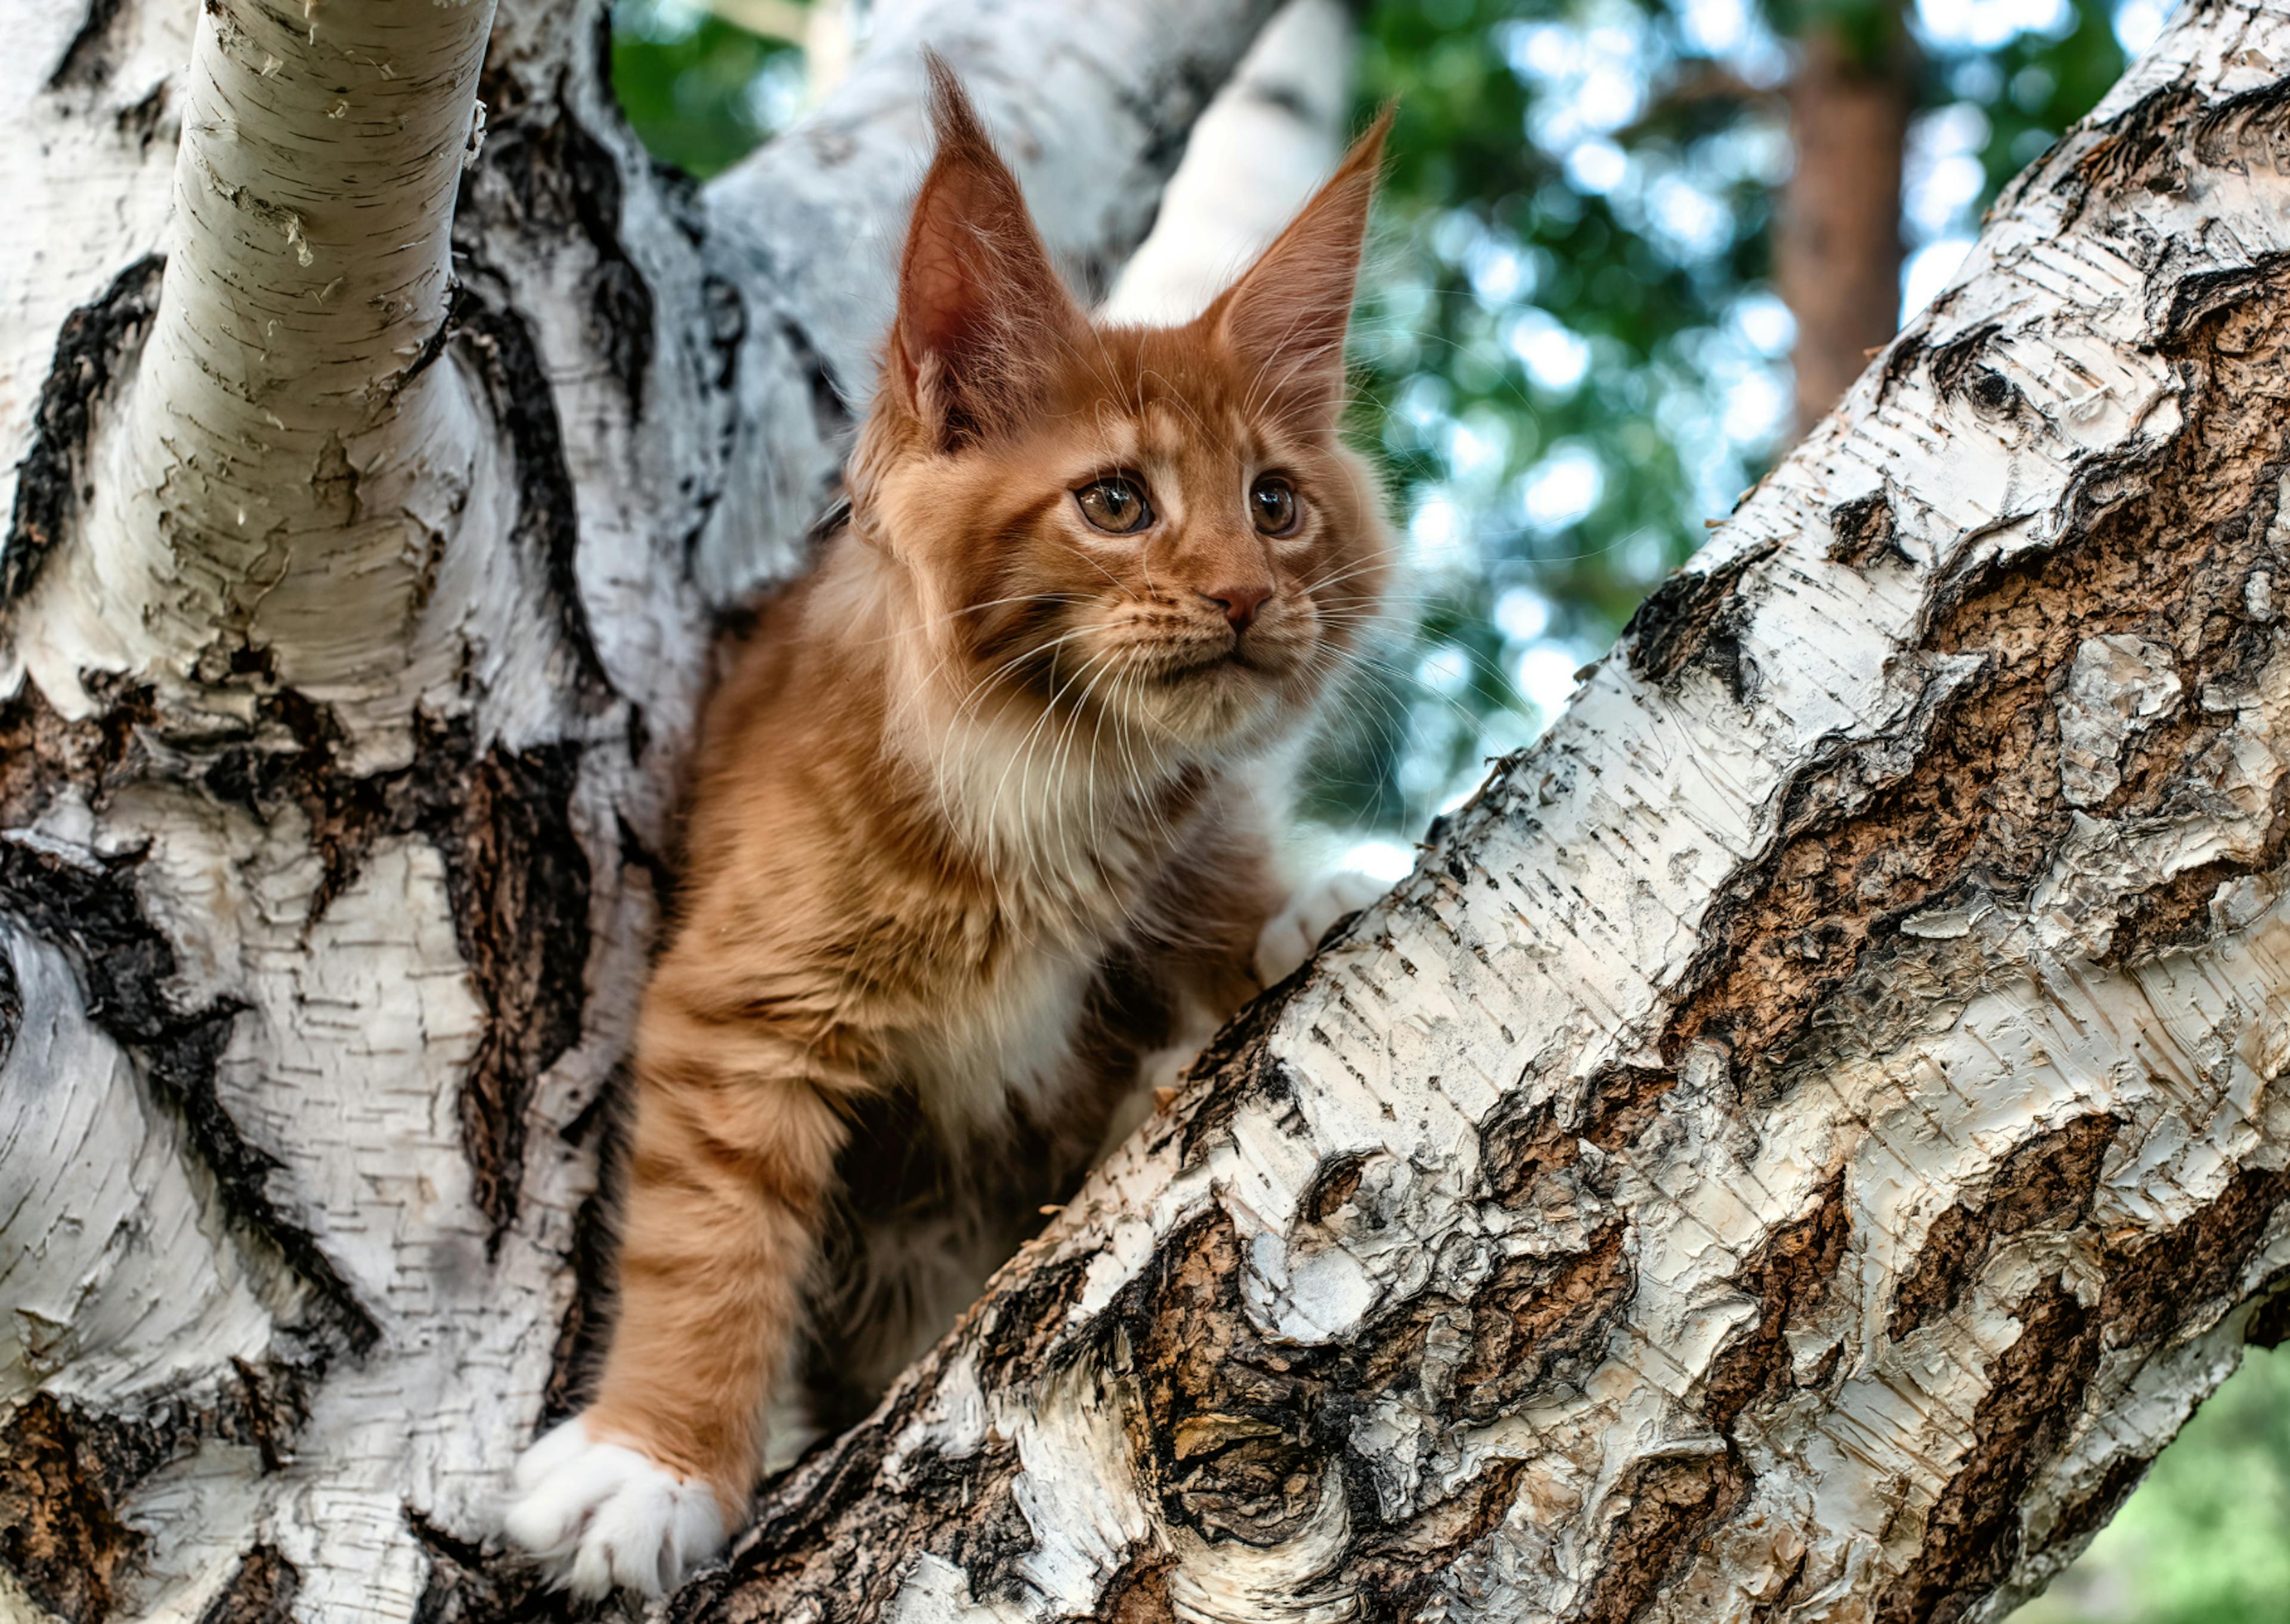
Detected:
[
  {"left": 1516, "top": 443, "right": 1605, "bottom": 534},
  {"left": 1917, "top": 0, "right": 2077, "bottom": 50},
  {"left": 2113, "top": 0, "right": 2175, "bottom": 52}
]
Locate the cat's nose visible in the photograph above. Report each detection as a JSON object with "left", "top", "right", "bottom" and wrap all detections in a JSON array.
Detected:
[{"left": 1204, "top": 583, "right": 1273, "bottom": 631}]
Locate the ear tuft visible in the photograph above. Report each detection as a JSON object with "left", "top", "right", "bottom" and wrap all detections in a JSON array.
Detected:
[
  {"left": 1202, "top": 108, "right": 1391, "bottom": 426},
  {"left": 889, "top": 51, "right": 1080, "bottom": 448}
]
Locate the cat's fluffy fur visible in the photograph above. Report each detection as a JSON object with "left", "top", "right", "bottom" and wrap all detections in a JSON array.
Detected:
[{"left": 504, "top": 58, "right": 1394, "bottom": 1596}]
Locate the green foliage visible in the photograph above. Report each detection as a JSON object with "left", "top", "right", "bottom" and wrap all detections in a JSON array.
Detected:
[
  {"left": 609, "top": 0, "right": 804, "bottom": 179},
  {"left": 1333, "top": 0, "right": 1793, "bottom": 829}
]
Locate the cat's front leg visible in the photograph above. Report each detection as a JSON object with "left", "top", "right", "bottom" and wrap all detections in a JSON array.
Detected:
[
  {"left": 1254, "top": 868, "right": 1387, "bottom": 987},
  {"left": 503, "top": 1008, "right": 852, "bottom": 1597}
]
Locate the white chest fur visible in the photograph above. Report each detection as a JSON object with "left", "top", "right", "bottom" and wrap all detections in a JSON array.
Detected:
[{"left": 897, "top": 935, "right": 1104, "bottom": 1136}]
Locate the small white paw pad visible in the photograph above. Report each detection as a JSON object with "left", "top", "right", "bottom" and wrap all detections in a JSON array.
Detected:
[
  {"left": 1255, "top": 869, "right": 1385, "bottom": 987},
  {"left": 503, "top": 1417, "right": 727, "bottom": 1598}
]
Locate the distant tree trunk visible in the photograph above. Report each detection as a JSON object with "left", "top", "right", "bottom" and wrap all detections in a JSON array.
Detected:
[{"left": 1777, "top": 4, "right": 1914, "bottom": 436}]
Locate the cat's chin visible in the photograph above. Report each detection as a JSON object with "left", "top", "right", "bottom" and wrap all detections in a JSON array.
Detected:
[{"left": 1124, "top": 661, "right": 1302, "bottom": 757}]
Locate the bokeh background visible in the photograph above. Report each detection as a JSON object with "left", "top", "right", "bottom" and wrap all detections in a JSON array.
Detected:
[{"left": 606, "top": 2, "right": 2290, "bottom": 1617}]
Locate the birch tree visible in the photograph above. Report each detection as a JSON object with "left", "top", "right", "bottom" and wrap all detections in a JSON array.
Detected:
[
  {"left": 8, "top": 4, "right": 2290, "bottom": 1624},
  {"left": 0, "top": 0, "right": 1280, "bottom": 1617}
]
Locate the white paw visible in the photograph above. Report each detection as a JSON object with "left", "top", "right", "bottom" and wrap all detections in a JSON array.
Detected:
[
  {"left": 1255, "top": 869, "right": 1385, "bottom": 987},
  {"left": 503, "top": 1415, "right": 728, "bottom": 1598}
]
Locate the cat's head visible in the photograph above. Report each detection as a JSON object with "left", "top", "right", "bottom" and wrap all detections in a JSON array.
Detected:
[{"left": 847, "top": 55, "right": 1393, "bottom": 777}]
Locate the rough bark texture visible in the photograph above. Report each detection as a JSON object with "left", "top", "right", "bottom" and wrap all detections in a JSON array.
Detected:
[
  {"left": 7, "top": 0, "right": 2290, "bottom": 1621},
  {"left": 1777, "top": 13, "right": 1914, "bottom": 437}
]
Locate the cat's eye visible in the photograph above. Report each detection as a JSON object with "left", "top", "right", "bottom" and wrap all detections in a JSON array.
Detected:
[
  {"left": 1251, "top": 475, "right": 1299, "bottom": 536},
  {"left": 1075, "top": 476, "right": 1153, "bottom": 535}
]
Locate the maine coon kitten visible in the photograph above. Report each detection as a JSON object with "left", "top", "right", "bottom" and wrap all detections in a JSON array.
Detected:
[{"left": 503, "top": 60, "right": 1394, "bottom": 1597}]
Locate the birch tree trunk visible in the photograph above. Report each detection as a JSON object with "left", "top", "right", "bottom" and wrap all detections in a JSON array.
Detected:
[{"left": 9, "top": 2, "right": 2290, "bottom": 1624}]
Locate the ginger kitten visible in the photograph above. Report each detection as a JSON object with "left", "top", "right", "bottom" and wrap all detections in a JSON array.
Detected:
[{"left": 505, "top": 60, "right": 1394, "bottom": 1596}]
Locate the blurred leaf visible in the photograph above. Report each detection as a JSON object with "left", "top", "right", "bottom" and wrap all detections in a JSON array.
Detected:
[{"left": 610, "top": 0, "right": 805, "bottom": 179}]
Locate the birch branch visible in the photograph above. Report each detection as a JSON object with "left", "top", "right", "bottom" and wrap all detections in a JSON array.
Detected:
[
  {"left": 21, "top": 0, "right": 500, "bottom": 727},
  {"left": 1101, "top": 0, "right": 1357, "bottom": 327}
]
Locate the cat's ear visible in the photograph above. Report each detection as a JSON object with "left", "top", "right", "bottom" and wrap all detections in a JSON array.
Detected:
[
  {"left": 889, "top": 53, "right": 1081, "bottom": 447},
  {"left": 1203, "top": 109, "right": 1390, "bottom": 426}
]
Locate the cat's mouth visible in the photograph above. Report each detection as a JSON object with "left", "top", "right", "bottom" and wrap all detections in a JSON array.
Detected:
[{"left": 1150, "top": 640, "right": 1267, "bottom": 681}]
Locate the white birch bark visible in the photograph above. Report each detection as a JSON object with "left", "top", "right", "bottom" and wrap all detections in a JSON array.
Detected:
[{"left": 1101, "top": 0, "right": 1357, "bottom": 326}]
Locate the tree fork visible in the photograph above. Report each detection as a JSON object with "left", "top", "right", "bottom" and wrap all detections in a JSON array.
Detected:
[{"left": 0, "top": 1, "right": 1290, "bottom": 1617}]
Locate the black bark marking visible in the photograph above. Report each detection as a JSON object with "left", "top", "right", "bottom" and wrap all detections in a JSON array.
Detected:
[
  {"left": 776, "top": 316, "right": 851, "bottom": 438},
  {"left": 1443, "top": 1225, "right": 1634, "bottom": 1424},
  {"left": 0, "top": 837, "right": 380, "bottom": 1351},
  {"left": 1827, "top": 489, "right": 1904, "bottom": 569},
  {"left": 543, "top": 1064, "right": 629, "bottom": 1424},
  {"left": 1621, "top": 541, "right": 1776, "bottom": 701},
  {"left": 1480, "top": 1092, "right": 1585, "bottom": 1205},
  {"left": 194, "top": 1544, "right": 302, "bottom": 1624},
  {"left": 0, "top": 928, "right": 19, "bottom": 1073},
  {"left": 2163, "top": 251, "right": 2290, "bottom": 345},
  {"left": 1, "top": 1371, "right": 312, "bottom": 1624},
  {"left": 1573, "top": 1449, "right": 1750, "bottom": 1624},
  {"left": 2050, "top": 83, "right": 2204, "bottom": 229},
  {"left": 673, "top": 1431, "right": 1030, "bottom": 1624},
  {"left": 1890, "top": 1114, "right": 2119, "bottom": 1341},
  {"left": 1874, "top": 329, "right": 1927, "bottom": 402},
  {"left": 406, "top": 1507, "right": 573, "bottom": 1624},
  {"left": 453, "top": 296, "right": 615, "bottom": 705},
  {"left": 700, "top": 274, "right": 747, "bottom": 392},
  {"left": 2101, "top": 1164, "right": 2290, "bottom": 1347},
  {"left": 1099, "top": 1549, "right": 1178, "bottom": 1624},
  {"left": 435, "top": 740, "right": 593, "bottom": 1250},
  {"left": 1701, "top": 1176, "right": 1849, "bottom": 1431},
  {"left": 2044, "top": 1453, "right": 2150, "bottom": 1560},
  {"left": 1876, "top": 1282, "right": 2103, "bottom": 1624},
  {"left": 0, "top": 1394, "right": 142, "bottom": 1624},
  {"left": 2248, "top": 1283, "right": 2290, "bottom": 1349},
  {"left": 4, "top": 255, "right": 164, "bottom": 608},
  {"left": 1302, "top": 1151, "right": 1367, "bottom": 1223},
  {"left": 1135, "top": 1213, "right": 1327, "bottom": 1546},
  {"left": 46, "top": 0, "right": 132, "bottom": 90},
  {"left": 465, "top": 83, "right": 657, "bottom": 416},
  {"left": 1927, "top": 323, "right": 2023, "bottom": 419},
  {"left": 1346, "top": 1458, "right": 1534, "bottom": 1620}
]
